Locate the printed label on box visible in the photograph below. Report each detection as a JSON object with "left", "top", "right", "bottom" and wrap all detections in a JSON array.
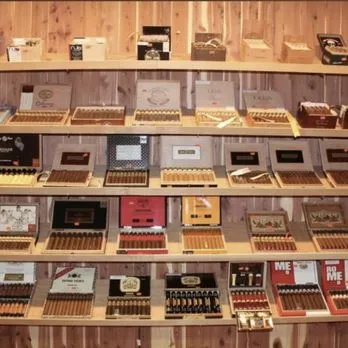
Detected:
[
  {"left": 0, "top": 262, "right": 35, "bottom": 283},
  {"left": 116, "top": 145, "right": 142, "bottom": 161},
  {"left": 173, "top": 145, "right": 200, "bottom": 160},
  {"left": 271, "top": 261, "right": 317, "bottom": 285}
]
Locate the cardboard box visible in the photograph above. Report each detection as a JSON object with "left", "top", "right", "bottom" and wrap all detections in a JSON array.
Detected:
[
  {"left": 297, "top": 102, "right": 338, "bottom": 129},
  {"left": 191, "top": 33, "right": 226, "bottom": 61},
  {"left": 69, "top": 37, "right": 107, "bottom": 61},
  {"left": 7, "top": 38, "right": 42, "bottom": 62},
  {"left": 339, "top": 105, "right": 348, "bottom": 129},
  {"left": 317, "top": 33, "right": 348, "bottom": 65},
  {"left": 281, "top": 36, "right": 314, "bottom": 64},
  {"left": 71, "top": 106, "right": 125, "bottom": 125}
]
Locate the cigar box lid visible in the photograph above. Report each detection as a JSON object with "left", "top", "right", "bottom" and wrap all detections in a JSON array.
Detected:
[
  {"left": 108, "top": 275, "right": 150, "bottom": 297},
  {"left": 0, "top": 262, "right": 36, "bottom": 284},
  {"left": 142, "top": 26, "right": 171, "bottom": 42},
  {"left": 136, "top": 80, "right": 180, "bottom": 110},
  {"left": 246, "top": 211, "right": 290, "bottom": 236},
  {"left": 321, "top": 260, "right": 348, "bottom": 293},
  {"left": 50, "top": 267, "right": 96, "bottom": 294},
  {"left": 269, "top": 140, "right": 314, "bottom": 172},
  {"left": 107, "top": 135, "right": 149, "bottom": 170},
  {"left": 319, "top": 139, "right": 348, "bottom": 171},
  {"left": 51, "top": 199, "right": 108, "bottom": 232},
  {"left": 194, "top": 32, "right": 223, "bottom": 42},
  {"left": 229, "top": 262, "right": 267, "bottom": 290},
  {"left": 195, "top": 81, "right": 236, "bottom": 109},
  {"left": 181, "top": 196, "right": 220, "bottom": 226},
  {"left": 165, "top": 273, "right": 218, "bottom": 289},
  {"left": 0, "top": 134, "right": 42, "bottom": 170},
  {"left": 51, "top": 143, "right": 96, "bottom": 172},
  {"left": 120, "top": 196, "right": 166, "bottom": 228},
  {"left": 224, "top": 142, "right": 268, "bottom": 172},
  {"left": 317, "top": 33, "right": 346, "bottom": 51},
  {"left": 243, "top": 90, "right": 285, "bottom": 111},
  {"left": 270, "top": 261, "right": 318, "bottom": 285},
  {"left": 160, "top": 136, "right": 213, "bottom": 169}
]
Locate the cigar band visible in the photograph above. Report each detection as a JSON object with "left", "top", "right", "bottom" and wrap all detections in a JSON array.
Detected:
[
  {"left": 181, "top": 276, "right": 201, "bottom": 286},
  {"left": 120, "top": 277, "right": 140, "bottom": 293}
]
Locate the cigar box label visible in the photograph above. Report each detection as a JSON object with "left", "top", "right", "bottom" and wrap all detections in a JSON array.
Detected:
[
  {"left": 276, "top": 150, "right": 304, "bottom": 164},
  {"left": 31, "top": 85, "right": 72, "bottom": 110},
  {"left": 321, "top": 260, "right": 348, "bottom": 292},
  {"left": 181, "top": 276, "right": 201, "bottom": 286},
  {"left": 0, "top": 262, "right": 35, "bottom": 283},
  {"left": 109, "top": 276, "right": 150, "bottom": 297},
  {"left": 0, "top": 205, "right": 37, "bottom": 233},
  {"left": 4, "top": 273, "right": 24, "bottom": 281},
  {"left": 120, "top": 277, "right": 140, "bottom": 293},
  {"left": 166, "top": 273, "right": 217, "bottom": 289},
  {"left": 245, "top": 39, "right": 270, "bottom": 49},
  {"left": 173, "top": 145, "right": 200, "bottom": 160},
  {"left": 243, "top": 90, "right": 284, "bottom": 110},
  {"left": 195, "top": 81, "right": 236, "bottom": 108},
  {"left": 116, "top": 145, "right": 142, "bottom": 161},
  {"left": 247, "top": 214, "right": 287, "bottom": 234},
  {"left": 326, "top": 149, "right": 348, "bottom": 163},
  {"left": 61, "top": 152, "right": 90, "bottom": 166},
  {"left": 229, "top": 262, "right": 265, "bottom": 288},
  {"left": 70, "top": 44, "right": 83, "bottom": 60}
]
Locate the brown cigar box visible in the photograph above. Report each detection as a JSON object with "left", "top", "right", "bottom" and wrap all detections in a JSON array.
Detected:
[
  {"left": 7, "top": 38, "right": 42, "bottom": 62},
  {"left": 191, "top": 33, "right": 226, "bottom": 61},
  {"left": 317, "top": 33, "right": 348, "bottom": 65},
  {"left": 281, "top": 36, "right": 314, "bottom": 64},
  {"left": 71, "top": 106, "right": 125, "bottom": 125},
  {"left": 339, "top": 105, "right": 348, "bottom": 129},
  {"left": 297, "top": 102, "right": 338, "bottom": 129},
  {"left": 69, "top": 37, "right": 107, "bottom": 61}
]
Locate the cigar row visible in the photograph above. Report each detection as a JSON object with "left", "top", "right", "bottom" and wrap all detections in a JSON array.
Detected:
[
  {"left": 248, "top": 111, "right": 289, "bottom": 123},
  {"left": 0, "top": 238, "right": 32, "bottom": 251},
  {"left": 303, "top": 106, "right": 332, "bottom": 116},
  {"left": 46, "top": 232, "right": 103, "bottom": 251},
  {"left": 327, "top": 170, "right": 348, "bottom": 185},
  {"left": 161, "top": 169, "right": 216, "bottom": 185},
  {"left": 73, "top": 108, "right": 125, "bottom": 120},
  {"left": 46, "top": 170, "right": 90, "bottom": 184},
  {"left": 231, "top": 290, "right": 270, "bottom": 311},
  {"left": 277, "top": 284, "right": 327, "bottom": 311},
  {"left": 252, "top": 234, "right": 297, "bottom": 251},
  {"left": 0, "top": 284, "right": 34, "bottom": 298},
  {"left": 105, "top": 170, "right": 148, "bottom": 185},
  {"left": 183, "top": 228, "right": 225, "bottom": 250},
  {"left": 119, "top": 232, "right": 166, "bottom": 249},
  {"left": 0, "top": 299, "right": 29, "bottom": 317},
  {"left": 106, "top": 298, "right": 151, "bottom": 318},
  {"left": 43, "top": 293, "right": 93, "bottom": 317},
  {"left": 10, "top": 110, "right": 67, "bottom": 123},
  {"left": 135, "top": 109, "right": 181, "bottom": 122},
  {"left": 229, "top": 171, "right": 272, "bottom": 185},
  {"left": 314, "top": 234, "right": 348, "bottom": 250},
  {"left": 196, "top": 110, "right": 239, "bottom": 123},
  {"left": 329, "top": 290, "right": 348, "bottom": 309},
  {"left": 278, "top": 171, "right": 322, "bottom": 185}
]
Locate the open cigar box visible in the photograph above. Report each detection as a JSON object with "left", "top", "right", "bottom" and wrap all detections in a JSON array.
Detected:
[
  {"left": 0, "top": 262, "right": 36, "bottom": 318},
  {"left": 243, "top": 90, "right": 293, "bottom": 127},
  {"left": 0, "top": 203, "right": 39, "bottom": 253},
  {"left": 160, "top": 136, "right": 217, "bottom": 187},
  {"left": 44, "top": 143, "right": 96, "bottom": 187},
  {"left": 104, "top": 135, "right": 149, "bottom": 187},
  {"left": 320, "top": 139, "right": 348, "bottom": 187},
  {"left": 165, "top": 273, "right": 222, "bottom": 319},
  {"left": 303, "top": 202, "right": 348, "bottom": 251},
  {"left": 191, "top": 33, "right": 226, "bottom": 61},
  {"left": 71, "top": 106, "right": 125, "bottom": 125},
  {"left": 117, "top": 196, "right": 168, "bottom": 254},
  {"left": 43, "top": 199, "right": 108, "bottom": 254},
  {"left": 42, "top": 267, "right": 96, "bottom": 318},
  {"left": 246, "top": 211, "right": 297, "bottom": 252},
  {"left": 195, "top": 81, "right": 241, "bottom": 127},
  {"left": 106, "top": 275, "right": 151, "bottom": 319},
  {"left": 269, "top": 140, "right": 325, "bottom": 188},
  {"left": 228, "top": 262, "right": 273, "bottom": 331},
  {"left": 321, "top": 260, "right": 348, "bottom": 315},
  {"left": 224, "top": 142, "right": 277, "bottom": 188},
  {"left": 339, "top": 105, "right": 348, "bottom": 129},
  {"left": 7, "top": 38, "right": 42, "bottom": 62},
  {"left": 133, "top": 80, "right": 182, "bottom": 126},
  {"left": 297, "top": 102, "right": 338, "bottom": 129},
  {"left": 7, "top": 84, "right": 71, "bottom": 125},
  {"left": 0, "top": 134, "right": 42, "bottom": 186},
  {"left": 181, "top": 196, "right": 226, "bottom": 254},
  {"left": 281, "top": 36, "right": 314, "bottom": 64},
  {"left": 271, "top": 261, "right": 329, "bottom": 317},
  {"left": 317, "top": 33, "right": 348, "bottom": 65},
  {"left": 69, "top": 37, "right": 107, "bottom": 61}
]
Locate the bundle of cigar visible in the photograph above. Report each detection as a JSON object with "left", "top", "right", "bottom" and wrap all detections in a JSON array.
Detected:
[
  {"left": 0, "top": 283, "right": 33, "bottom": 298},
  {"left": 46, "top": 232, "right": 103, "bottom": 251},
  {"left": 161, "top": 169, "right": 216, "bottom": 187},
  {"left": 0, "top": 238, "right": 32, "bottom": 251},
  {"left": 327, "top": 46, "right": 348, "bottom": 54},
  {"left": 252, "top": 234, "right": 297, "bottom": 251},
  {"left": 196, "top": 110, "right": 239, "bottom": 125},
  {"left": 248, "top": 111, "right": 289, "bottom": 124},
  {"left": 106, "top": 298, "right": 151, "bottom": 318},
  {"left": 231, "top": 290, "right": 270, "bottom": 311},
  {"left": 229, "top": 171, "right": 272, "bottom": 185},
  {"left": 183, "top": 228, "right": 225, "bottom": 250},
  {"left": 46, "top": 170, "right": 89, "bottom": 184},
  {"left": 43, "top": 293, "right": 93, "bottom": 317},
  {"left": 278, "top": 171, "right": 322, "bottom": 185},
  {"left": 277, "top": 284, "right": 327, "bottom": 311},
  {"left": 9, "top": 110, "right": 68, "bottom": 123},
  {"left": 327, "top": 170, "right": 348, "bottom": 185},
  {"left": 134, "top": 109, "right": 181, "bottom": 123},
  {"left": 0, "top": 169, "right": 37, "bottom": 186},
  {"left": 313, "top": 231, "right": 348, "bottom": 250},
  {"left": 0, "top": 299, "right": 29, "bottom": 317},
  {"left": 72, "top": 107, "right": 125, "bottom": 125},
  {"left": 119, "top": 232, "right": 166, "bottom": 249},
  {"left": 105, "top": 170, "right": 148, "bottom": 186},
  {"left": 329, "top": 290, "right": 348, "bottom": 309}
]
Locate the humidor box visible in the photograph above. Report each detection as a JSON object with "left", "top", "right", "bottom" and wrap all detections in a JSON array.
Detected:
[
  {"left": 317, "top": 34, "right": 348, "bottom": 65},
  {"left": 224, "top": 143, "right": 277, "bottom": 188},
  {"left": 165, "top": 273, "right": 222, "bottom": 319},
  {"left": 117, "top": 196, "right": 168, "bottom": 254},
  {"left": 191, "top": 33, "right": 226, "bottom": 61},
  {"left": 160, "top": 136, "right": 217, "bottom": 187},
  {"left": 270, "top": 261, "right": 329, "bottom": 317},
  {"left": 104, "top": 135, "right": 149, "bottom": 187},
  {"left": 44, "top": 199, "right": 108, "bottom": 254},
  {"left": 133, "top": 80, "right": 182, "bottom": 126},
  {"left": 228, "top": 262, "right": 273, "bottom": 331},
  {"left": 42, "top": 267, "right": 96, "bottom": 318},
  {"left": 181, "top": 196, "right": 226, "bottom": 254},
  {"left": 245, "top": 211, "right": 297, "bottom": 252},
  {"left": 195, "top": 81, "right": 241, "bottom": 127},
  {"left": 269, "top": 140, "right": 325, "bottom": 188},
  {"left": 0, "top": 262, "right": 36, "bottom": 318},
  {"left": 105, "top": 275, "right": 151, "bottom": 319},
  {"left": 281, "top": 36, "right": 314, "bottom": 64},
  {"left": 71, "top": 106, "right": 125, "bottom": 126},
  {"left": 297, "top": 102, "right": 338, "bottom": 129},
  {"left": 7, "top": 38, "right": 42, "bottom": 62},
  {"left": 69, "top": 37, "right": 107, "bottom": 61},
  {"left": 303, "top": 202, "right": 348, "bottom": 251},
  {"left": 44, "top": 143, "right": 96, "bottom": 187},
  {"left": 0, "top": 134, "right": 42, "bottom": 186},
  {"left": 339, "top": 105, "right": 348, "bottom": 129}
]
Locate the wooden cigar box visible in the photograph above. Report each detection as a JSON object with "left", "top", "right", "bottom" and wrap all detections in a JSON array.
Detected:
[
  {"left": 7, "top": 85, "right": 71, "bottom": 125},
  {"left": 181, "top": 196, "right": 226, "bottom": 254},
  {"left": 246, "top": 211, "right": 297, "bottom": 253},
  {"left": 317, "top": 33, "right": 348, "bottom": 65},
  {"left": 44, "top": 143, "right": 96, "bottom": 187},
  {"left": 106, "top": 276, "right": 151, "bottom": 319},
  {"left": 225, "top": 143, "right": 277, "bottom": 188},
  {"left": 297, "top": 102, "right": 338, "bottom": 129},
  {"left": 0, "top": 134, "right": 42, "bottom": 186},
  {"left": 271, "top": 261, "right": 329, "bottom": 317},
  {"left": 69, "top": 37, "right": 107, "bottom": 61},
  {"left": 133, "top": 80, "right": 182, "bottom": 126},
  {"left": 160, "top": 136, "right": 217, "bottom": 187},
  {"left": 0, "top": 262, "right": 37, "bottom": 318},
  {"left": 71, "top": 106, "right": 125, "bottom": 125},
  {"left": 269, "top": 140, "right": 325, "bottom": 188},
  {"left": 195, "top": 81, "right": 241, "bottom": 127},
  {"left": 191, "top": 33, "right": 226, "bottom": 61},
  {"left": 104, "top": 135, "right": 149, "bottom": 187},
  {"left": 165, "top": 273, "right": 223, "bottom": 319},
  {"left": 7, "top": 38, "right": 42, "bottom": 62},
  {"left": 281, "top": 36, "right": 314, "bottom": 64},
  {"left": 303, "top": 202, "right": 348, "bottom": 252},
  {"left": 321, "top": 260, "right": 348, "bottom": 315},
  {"left": 228, "top": 262, "right": 273, "bottom": 331},
  {"left": 320, "top": 139, "right": 348, "bottom": 187},
  {"left": 339, "top": 105, "right": 348, "bottom": 129},
  {"left": 42, "top": 267, "right": 96, "bottom": 318},
  {"left": 117, "top": 196, "right": 168, "bottom": 255},
  {"left": 43, "top": 199, "right": 108, "bottom": 254}
]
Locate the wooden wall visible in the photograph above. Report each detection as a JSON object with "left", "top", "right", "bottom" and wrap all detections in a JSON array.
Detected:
[{"left": 0, "top": 1, "right": 348, "bottom": 347}]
